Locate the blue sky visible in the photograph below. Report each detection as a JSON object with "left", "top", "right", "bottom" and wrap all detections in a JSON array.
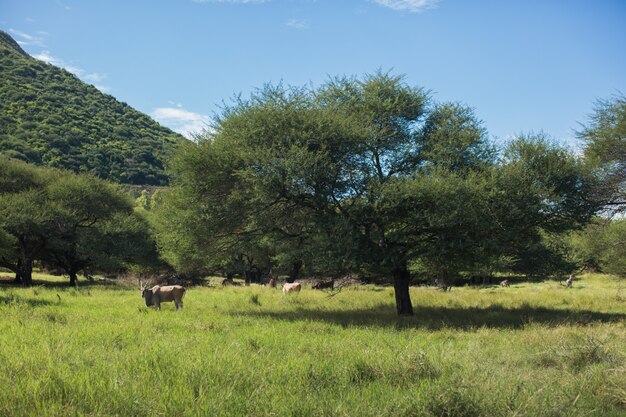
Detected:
[{"left": 2, "top": 0, "right": 625, "bottom": 148}]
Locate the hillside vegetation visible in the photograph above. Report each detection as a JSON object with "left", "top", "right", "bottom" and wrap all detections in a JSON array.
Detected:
[
  {"left": 0, "top": 273, "right": 624, "bottom": 416},
  {"left": 0, "top": 30, "right": 185, "bottom": 185}
]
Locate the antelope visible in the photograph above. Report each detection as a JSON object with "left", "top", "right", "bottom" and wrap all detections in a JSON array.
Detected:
[
  {"left": 282, "top": 282, "right": 301, "bottom": 294},
  {"left": 140, "top": 281, "right": 186, "bottom": 310}
]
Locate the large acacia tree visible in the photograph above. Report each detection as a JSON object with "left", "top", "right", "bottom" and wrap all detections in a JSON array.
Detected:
[
  {"left": 155, "top": 73, "right": 596, "bottom": 315},
  {"left": 155, "top": 74, "right": 494, "bottom": 314}
]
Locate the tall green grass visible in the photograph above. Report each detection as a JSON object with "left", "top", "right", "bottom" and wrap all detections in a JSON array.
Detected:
[{"left": 0, "top": 274, "right": 624, "bottom": 416}]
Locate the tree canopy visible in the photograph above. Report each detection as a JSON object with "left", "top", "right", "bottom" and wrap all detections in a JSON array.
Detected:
[
  {"left": 565, "top": 217, "right": 626, "bottom": 277},
  {"left": 153, "top": 73, "right": 597, "bottom": 315},
  {"left": 0, "top": 157, "right": 158, "bottom": 286},
  {"left": 579, "top": 94, "right": 626, "bottom": 214}
]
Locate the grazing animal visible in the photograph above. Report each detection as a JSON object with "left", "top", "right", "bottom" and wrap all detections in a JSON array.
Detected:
[
  {"left": 268, "top": 278, "right": 276, "bottom": 288},
  {"left": 312, "top": 279, "right": 334, "bottom": 290},
  {"left": 434, "top": 278, "right": 450, "bottom": 292},
  {"left": 282, "top": 282, "right": 301, "bottom": 294},
  {"left": 221, "top": 278, "right": 240, "bottom": 286},
  {"left": 566, "top": 274, "right": 574, "bottom": 288},
  {"left": 140, "top": 281, "right": 186, "bottom": 310},
  {"left": 500, "top": 279, "right": 510, "bottom": 288}
]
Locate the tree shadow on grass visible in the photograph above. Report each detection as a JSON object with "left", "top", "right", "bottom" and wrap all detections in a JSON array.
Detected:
[
  {"left": 0, "top": 293, "right": 55, "bottom": 307},
  {"left": 234, "top": 304, "right": 626, "bottom": 330},
  {"left": 0, "top": 276, "right": 120, "bottom": 289}
]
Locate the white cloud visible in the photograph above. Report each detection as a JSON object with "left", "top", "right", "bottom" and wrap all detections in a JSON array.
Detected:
[
  {"left": 82, "top": 72, "right": 107, "bottom": 83},
  {"left": 371, "top": 0, "right": 439, "bottom": 13},
  {"left": 32, "top": 51, "right": 62, "bottom": 66},
  {"left": 56, "top": 0, "right": 72, "bottom": 10},
  {"left": 33, "top": 50, "right": 110, "bottom": 92},
  {"left": 9, "top": 29, "right": 35, "bottom": 41},
  {"left": 192, "top": 0, "right": 268, "bottom": 3},
  {"left": 8, "top": 28, "right": 46, "bottom": 46},
  {"left": 151, "top": 107, "right": 211, "bottom": 139},
  {"left": 286, "top": 19, "right": 310, "bottom": 30}
]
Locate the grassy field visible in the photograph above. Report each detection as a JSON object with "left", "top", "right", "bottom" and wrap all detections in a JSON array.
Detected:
[{"left": 0, "top": 273, "right": 624, "bottom": 417}]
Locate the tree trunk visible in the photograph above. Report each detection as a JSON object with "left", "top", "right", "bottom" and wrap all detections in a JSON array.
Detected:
[
  {"left": 13, "top": 258, "right": 22, "bottom": 284},
  {"left": 19, "top": 260, "right": 33, "bottom": 287},
  {"left": 287, "top": 260, "right": 303, "bottom": 283},
  {"left": 393, "top": 267, "right": 413, "bottom": 316},
  {"left": 0, "top": 259, "right": 22, "bottom": 284},
  {"left": 69, "top": 270, "right": 78, "bottom": 287}
]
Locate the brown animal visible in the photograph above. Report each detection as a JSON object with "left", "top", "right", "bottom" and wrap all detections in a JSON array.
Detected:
[
  {"left": 500, "top": 279, "right": 510, "bottom": 287},
  {"left": 282, "top": 282, "right": 301, "bottom": 294},
  {"left": 312, "top": 279, "right": 334, "bottom": 290},
  {"left": 140, "top": 281, "right": 186, "bottom": 310}
]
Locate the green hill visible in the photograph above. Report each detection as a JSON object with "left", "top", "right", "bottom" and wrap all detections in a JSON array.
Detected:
[{"left": 0, "top": 30, "right": 186, "bottom": 185}]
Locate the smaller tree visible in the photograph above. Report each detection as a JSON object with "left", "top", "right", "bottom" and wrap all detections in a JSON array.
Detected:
[
  {"left": 483, "top": 135, "right": 597, "bottom": 277},
  {"left": 566, "top": 218, "right": 626, "bottom": 277},
  {"left": 579, "top": 95, "right": 626, "bottom": 214},
  {"left": 43, "top": 173, "right": 157, "bottom": 286},
  {"left": 0, "top": 157, "right": 158, "bottom": 286},
  {"left": 0, "top": 158, "right": 58, "bottom": 285}
]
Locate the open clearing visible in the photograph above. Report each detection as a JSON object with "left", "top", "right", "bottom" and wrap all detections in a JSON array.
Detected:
[{"left": 0, "top": 274, "right": 624, "bottom": 417}]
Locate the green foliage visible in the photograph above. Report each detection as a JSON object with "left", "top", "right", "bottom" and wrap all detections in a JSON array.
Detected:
[
  {"left": 0, "top": 158, "right": 59, "bottom": 283},
  {"left": 565, "top": 217, "right": 626, "bottom": 277},
  {"left": 380, "top": 169, "right": 492, "bottom": 277},
  {"left": 135, "top": 190, "right": 151, "bottom": 210},
  {"left": 484, "top": 135, "right": 597, "bottom": 276},
  {"left": 579, "top": 94, "right": 626, "bottom": 213},
  {"left": 154, "top": 74, "right": 596, "bottom": 291},
  {"left": 154, "top": 74, "right": 493, "bottom": 280},
  {"left": 0, "top": 157, "right": 159, "bottom": 285},
  {"left": 43, "top": 173, "right": 160, "bottom": 279},
  {"left": 0, "top": 30, "right": 186, "bottom": 185},
  {"left": 149, "top": 186, "right": 217, "bottom": 275},
  {"left": 418, "top": 102, "right": 495, "bottom": 173}
]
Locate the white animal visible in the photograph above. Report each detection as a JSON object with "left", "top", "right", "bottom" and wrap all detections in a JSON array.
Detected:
[{"left": 282, "top": 282, "right": 302, "bottom": 294}]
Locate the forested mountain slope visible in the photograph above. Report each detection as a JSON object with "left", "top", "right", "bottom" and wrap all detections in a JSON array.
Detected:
[{"left": 0, "top": 30, "right": 186, "bottom": 185}]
